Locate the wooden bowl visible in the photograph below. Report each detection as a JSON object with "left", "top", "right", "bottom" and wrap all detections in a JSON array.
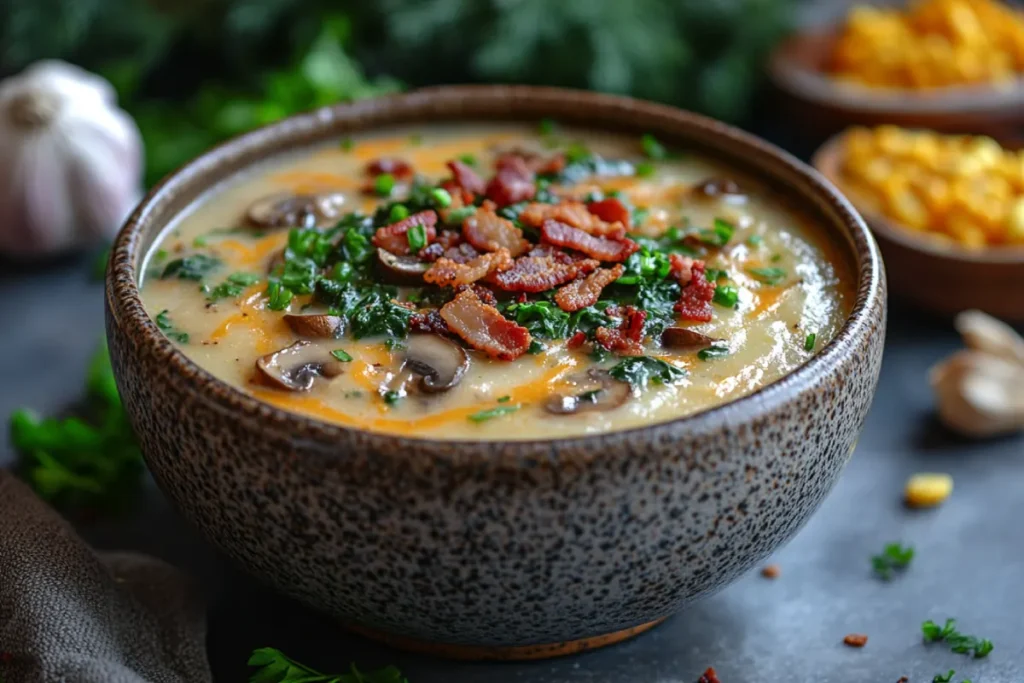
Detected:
[
  {"left": 105, "top": 86, "right": 886, "bottom": 658},
  {"left": 813, "top": 132, "right": 1024, "bottom": 322},
  {"left": 769, "top": 28, "right": 1024, "bottom": 136}
]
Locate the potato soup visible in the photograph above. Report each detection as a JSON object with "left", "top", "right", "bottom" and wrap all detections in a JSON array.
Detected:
[{"left": 141, "top": 123, "right": 854, "bottom": 440}]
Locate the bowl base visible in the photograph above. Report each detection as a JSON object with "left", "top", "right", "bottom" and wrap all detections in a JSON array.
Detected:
[{"left": 344, "top": 617, "right": 668, "bottom": 661}]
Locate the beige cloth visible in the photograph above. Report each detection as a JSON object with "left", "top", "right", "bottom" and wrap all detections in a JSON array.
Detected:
[{"left": 0, "top": 471, "right": 211, "bottom": 683}]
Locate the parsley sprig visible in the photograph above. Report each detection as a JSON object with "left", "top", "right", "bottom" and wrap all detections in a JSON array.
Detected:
[
  {"left": 922, "top": 618, "right": 993, "bottom": 658},
  {"left": 248, "top": 647, "right": 407, "bottom": 683},
  {"left": 871, "top": 542, "right": 914, "bottom": 580}
]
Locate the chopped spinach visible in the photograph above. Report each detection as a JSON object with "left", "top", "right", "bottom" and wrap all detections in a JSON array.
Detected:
[
  {"left": 608, "top": 356, "right": 686, "bottom": 389},
  {"left": 161, "top": 254, "right": 222, "bottom": 281}
]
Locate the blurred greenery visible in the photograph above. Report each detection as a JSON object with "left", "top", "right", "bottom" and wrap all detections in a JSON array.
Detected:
[{"left": 0, "top": 0, "right": 797, "bottom": 185}]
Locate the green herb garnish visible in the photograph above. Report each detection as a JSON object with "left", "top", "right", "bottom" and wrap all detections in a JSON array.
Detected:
[
  {"left": 747, "top": 235, "right": 763, "bottom": 246},
  {"left": 697, "top": 344, "right": 730, "bottom": 361},
  {"left": 331, "top": 349, "right": 353, "bottom": 362},
  {"left": 193, "top": 236, "right": 208, "bottom": 248},
  {"left": 266, "top": 281, "right": 294, "bottom": 311},
  {"left": 871, "top": 542, "right": 914, "bottom": 580},
  {"left": 697, "top": 218, "right": 734, "bottom": 247},
  {"left": 161, "top": 253, "right": 222, "bottom": 281},
  {"left": 468, "top": 404, "right": 520, "bottom": 422},
  {"left": 430, "top": 187, "right": 452, "bottom": 208},
  {"left": 804, "top": 332, "right": 817, "bottom": 352},
  {"left": 538, "top": 118, "right": 557, "bottom": 135},
  {"left": 497, "top": 395, "right": 511, "bottom": 403},
  {"left": 155, "top": 310, "right": 189, "bottom": 343},
  {"left": 383, "top": 390, "right": 402, "bottom": 405},
  {"left": 746, "top": 266, "right": 787, "bottom": 285},
  {"left": 8, "top": 344, "right": 142, "bottom": 512},
  {"left": 705, "top": 267, "right": 728, "bottom": 282},
  {"left": 389, "top": 204, "right": 409, "bottom": 222},
  {"left": 207, "top": 272, "right": 261, "bottom": 301},
  {"left": 771, "top": 253, "right": 782, "bottom": 263},
  {"left": 247, "top": 647, "right": 407, "bottom": 683},
  {"left": 713, "top": 285, "right": 739, "bottom": 308},
  {"left": 407, "top": 224, "right": 427, "bottom": 251},
  {"left": 922, "top": 618, "right": 993, "bottom": 658},
  {"left": 641, "top": 133, "right": 667, "bottom": 160},
  {"left": 608, "top": 356, "right": 686, "bottom": 389},
  {"left": 635, "top": 161, "right": 656, "bottom": 178},
  {"left": 457, "top": 153, "right": 477, "bottom": 166},
  {"left": 409, "top": 134, "right": 423, "bottom": 145},
  {"left": 445, "top": 206, "right": 476, "bottom": 226},
  {"left": 933, "top": 671, "right": 955, "bottom": 683},
  {"left": 340, "top": 138, "right": 354, "bottom": 152},
  {"left": 374, "top": 173, "right": 396, "bottom": 197}
]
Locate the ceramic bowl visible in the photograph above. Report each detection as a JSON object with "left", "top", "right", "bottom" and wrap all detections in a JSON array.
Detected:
[
  {"left": 768, "top": 28, "right": 1024, "bottom": 137},
  {"left": 813, "top": 132, "right": 1024, "bottom": 322},
  {"left": 105, "top": 86, "right": 887, "bottom": 660}
]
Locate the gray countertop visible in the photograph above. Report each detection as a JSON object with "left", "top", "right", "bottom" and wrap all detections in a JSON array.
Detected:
[{"left": 2, "top": 253, "right": 1022, "bottom": 683}]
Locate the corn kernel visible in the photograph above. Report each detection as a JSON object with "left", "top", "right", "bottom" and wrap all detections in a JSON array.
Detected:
[{"left": 904, "top": 472, "right": 954, "bottom": 508}]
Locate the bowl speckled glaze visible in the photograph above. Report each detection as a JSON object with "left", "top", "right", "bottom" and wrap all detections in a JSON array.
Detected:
[{"left": 105, "top": 86, "right": 887, "bottom": 660}]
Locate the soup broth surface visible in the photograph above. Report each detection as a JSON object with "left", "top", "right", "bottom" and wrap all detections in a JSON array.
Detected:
[{"left": 141, "top": 123, "right": 853, "bottom": 440}]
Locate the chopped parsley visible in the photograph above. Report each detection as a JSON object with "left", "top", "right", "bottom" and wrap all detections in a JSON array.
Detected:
[
  {"left": 266, "top": 281, "right": 294, "bottom": 311},
  {"left": 746, "top": 266, "right": 787, "bottom": 285},
  {"left": 933, "top": 671, "right": 955, "bottom": 683},
  {"left": 330, "top": 349, "right": 353, "bottom": 362},
  {"left": 804, "top": 332, "right": 817, "bottom": 351},
  {"left": 161, "top": 254, "right": 222, "bottom": 281},
  {"left": 696, "top": 218, "right": 735, "bottom": 247},
  {"left": 697, "top": 344, "right": 730, "bottom": 361},
  {"left": 247, "top": 647, "right": 406, "bottom": 683},
  {"left": 407, "top": 224, "right": 427, "bottom": 251},
  {"left": 206, "top": 272, "right": 260, "bottom": 301},
  {"left": 635, "top": 161, "right": 656, "bottom": 178},
  {"left": 457, "top": 153, "right": 477, "bottom": 166},
  {"left": 641, "top": 133, "right": 667, "bottom": 160},
  {"left": 705, "top": 267, "right": 728, "bottom": 282},
  {"left": 468, "top": 404, "right": 521, "bottom": 422},
  {"left": 713, "top": 285, "right": 739, "bottom": 308},
  {"left": 922, "top": 618, "right": 993, "bottom": 658},
  {"left": 192, "top": 236, "right": 208, "bottom": 248},
  {"left": 373, "top": 172, "right": 396, "bottom": 197},
  {"left": 155, "top": 310, "right": 189, "bottom": 343},
  {"left": 608, "top": 356, "right": 686, "bottom": 389},
  {"left": 871, "top": 542, "right": 914, "bottom": 580}
]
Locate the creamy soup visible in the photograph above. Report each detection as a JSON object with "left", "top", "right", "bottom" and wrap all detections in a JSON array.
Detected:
[{"left": 141, "top": 123, "right": 853, "bottom": 440}]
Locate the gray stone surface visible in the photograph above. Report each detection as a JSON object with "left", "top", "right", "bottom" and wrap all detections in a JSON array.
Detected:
[{"left": 2, "top": 252, "right": 1022, "bottom": 682}]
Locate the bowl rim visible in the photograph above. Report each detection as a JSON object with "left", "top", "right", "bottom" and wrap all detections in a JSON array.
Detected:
[
  {"left": 813, "top": 131, "right": 1024, "bottom": 265},
  {"left": 107, "top": 84, "right": 884, "bottom": 453}
]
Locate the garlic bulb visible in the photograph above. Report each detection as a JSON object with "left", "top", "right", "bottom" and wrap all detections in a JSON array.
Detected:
[
  {"left": 930, "top": 310, "right": 1024, "bottom": 437},
  {"left": 0, "top": 60, "right": 143, "bottom": 257}
]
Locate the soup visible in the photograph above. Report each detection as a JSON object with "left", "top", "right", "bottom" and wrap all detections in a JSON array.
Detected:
[{"left": 141, "top": 123, "right": 854, "bottom": 440}]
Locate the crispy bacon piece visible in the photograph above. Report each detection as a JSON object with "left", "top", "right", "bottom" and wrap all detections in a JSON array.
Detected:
[
  {"left": 595, "top": 305, "right": 647, "bottom": 356},
  {"left": 485, "top": 156, "right": 536, "bottom": 206},
  {"left": 463, "top": 208, "right": 530, "bottom": 257},
  {"left": 554, "top": 265, "right": 624, "bottom": 312},
  {"left": 424, "top": 248, "right": 513, "bottom": 288},
  {"left": 440, "top": 289, "right": 532, "bottom": 360},
  {"left": 441, "top": 242, "right": 480, "bottom": 265},
  {"left": 540, "top": 220, "right": 639, "bottom": 263},
  {"left": 675, "top": 261, "right": 716, "bottom": 322},
  {"left": 420, "top": 229, "right": 464, "bottom": 261},
  {"left": 495, "top": 149, "right": 566, "bottom": 175},
  {"left": 365, "top": 157, "right": 413, "bottom": 179},
  {"left": 409, "top": 309, "right": 449, "bottom": 335},
  {"left": 457, "top": 283, "right": 498, "bottom": 307},
  {"left": 489, "top": 254, "right": 599, "bottom": 293},
  {"left": 372, "top": 210, "right": 437, "bottom": 255},
  {"left": 669, "top": 253, "right": 696, "bottom": 285},
  {"left": 418, "top": 242, "right": 444, "bottom": 262},
  {"left": 586, "top": 197, "right": 631, "bottom": 229},
  {"left": 519, "top": 201, "right": 626, "bottom": 238},
  {"left": 446, "top": 160, "right": 486, "bottom": 196}
]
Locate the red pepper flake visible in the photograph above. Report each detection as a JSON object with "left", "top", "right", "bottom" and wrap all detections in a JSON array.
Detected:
[
  {"left": 365, "top": 157, "right": 413, "bottom": 179},
  {"left": 540, "top": 219, "right": 639, "bottom": 262},
  {"left": 760, "top": 564, "right": 780, "bottom": 579},
  {"left": 675, "top": 261, "right": 715, "bottom": 322},
  {"left": 372, "top": 210, "right": 438, "bottom": 255},
  {"left": 485, "top": 156, "right": 536, "bottom": 206},
  {"left": 843, "top": 633, "right": 869, "bottom": 648},
  {"left": 697, "top": 667, "right": 721, "bottom": 683}
]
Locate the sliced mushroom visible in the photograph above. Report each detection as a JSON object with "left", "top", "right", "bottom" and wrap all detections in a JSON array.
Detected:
[
  {"left": 377, "top": 248, "right": 429, "bottom": 283},
  {"left": 283, "top": 313, "right": 345, "bottom": 339},
  {"left": 404, "top": 334, "right": 470, "bottom": 393},
  {"left": 545, "top": 369, "right": 632, "bottom": 415},
  {"left": 255, "top": 341, "right": 345, "bottom": 391},
  {"left": 692, "top": 178, "right": 743, "bottom": 199},
  {"left": 247, "top": 192, "right": 346, "bottom": 229},
  {"left": 661, "top": 327, "right": 722, "bottom": 351}
]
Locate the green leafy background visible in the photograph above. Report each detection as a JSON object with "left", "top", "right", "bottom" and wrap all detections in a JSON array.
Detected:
[{"left": 0, "top": 0, "right": 797, "bottom": 186}]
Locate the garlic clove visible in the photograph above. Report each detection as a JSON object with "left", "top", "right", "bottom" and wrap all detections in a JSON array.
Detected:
[
  {"left": 930, "top": 350, "right": 1024, "bottom": 437},
  {"left": 954, "top": 309, "right": 1024, "bottom": 367}
]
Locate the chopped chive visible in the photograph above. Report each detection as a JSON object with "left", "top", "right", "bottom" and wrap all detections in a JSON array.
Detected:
[
  {"left": 383, "top": 390, "right": 402, "bottom": 405},
  {"left": 407, "top": 224, "right": 427, "bottom": 251},
  {"left": 445, "top": 206, "right": 476, "bottom": 226},
  {"left": 330, "top": 349, "right": 353, "bottom": 362},
  {"left": 635, "top": 161, "right": 656, "bottom": 178},
  {"left": 746, "top": 266, "right": 787, "bottom": 285},
  {"left": 538, "top": 118, "right": 556, "bottom": 135},
  {"left": 153, "top": 249, "right": 168, "bottom": 262},
  {"left": 192, "top": 236, "right": 208, "bottom": 248},
  {"left": 374, "top": 173, "right": 396, "bottom": 197},
  {"left": 565, "top": 142, "right": 591, "bottom": 164},
  {"left": 457, "top": 153, "right": 477, "bottom": 166},
  {"left": 430, "top": 187, "right": 452, "bottom": 208},
  {"left": 497, "top": 395, "right": 511, "bottom": 403},
  {"left": 155, "top": 309, "right": 189, "bottom": 343},
  {"left": 804, "top": 332, "right": 817, "bottom": 351},
  {"left": 266, "top": 281, "right": 293, "bottom": 311},
  {"left": 468, "top": 404, "right": 520, "bottom": 422},
  {"left": 713, "top": 284, "right": 739, "bottom": 308},
  {"left": 389, "top": 204, "right": 409, "bottom": 222},
  {"left": 771, "top": 253, "right": 782, "bottom": 263},
  {"left": 340, "top": 138, "right": 354, "bottom": 151},
  {"left": 697, "top": 344, "right": 730, "bottom": 361},
  {"left": 705, "top": 267, "right": 727, "bottom": 282},
  {"left": 641, "top": 133, "right": 667, "bottom": 160}
]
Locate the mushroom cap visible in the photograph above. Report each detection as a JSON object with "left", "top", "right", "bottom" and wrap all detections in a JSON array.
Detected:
[
  {"left": 283, "top": 313, "right": 345, "bottom": 339},
  {"left": 377, "top": 248, "right": 429, "bottom": 283},
  {"left": 661, "top": 327, "right": 721, "bottom": 351},
  {"left": 545, "top": 369, "right": 632, "bottom": 415},
  {"left": 247, "top": 192, "right": 346, "bottom": 229},
  {"left": 255, "top": 341, "right": 345, "bottom": 391},
  {"left": 404, "top": 334, "right": 470, "bottom": 393}
]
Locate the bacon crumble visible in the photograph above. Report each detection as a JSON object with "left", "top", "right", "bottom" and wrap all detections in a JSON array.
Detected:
[
  {"left": 463, "top": 208, "right": 530, "bottom": 257},
  {"left": 586, "top": 197, "right": 632, "bottom": 229},
  {"left": 540, "top": 220, "right": 639, "bottom": 262},
  {"left": 595, "top": 305, "right": 646, "bottom": 355},
  {"left": 675, "top": 261, "right": 716, "bottom": 322},
  {"left": 489, "top": 253, "right": 599, "bottom": 293},
  {"left": 554, "top": 264, "right": 624, "bottom": 312},
  {"left": 440, "top": 289, "right": 532, "bottom": 360},
  {"left": 485, "top": 156, "right": 536, "bottom": 206},
  {"left": 424, "top": 248, "right": 513, "bottom": 287},
  {"left": 446, "top": 159, "right": 486, "bottom": 196},
  {"left": 520, "top": 201, "right": 626, "bottom": 238},
  {"left": 372, "top": 210, "right": 438, "bottom": 255},
  {"left": 365, "top": 157, "right": 413, "bottom": 179}
]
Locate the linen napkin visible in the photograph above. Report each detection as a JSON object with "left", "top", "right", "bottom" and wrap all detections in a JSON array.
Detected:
[{"left": 0, "top": 471, "right": 212, "bottom": 683}]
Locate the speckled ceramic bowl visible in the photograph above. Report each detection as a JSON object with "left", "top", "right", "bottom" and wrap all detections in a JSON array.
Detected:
[{"left": 105, "top": 86, "right": 886, "bottom": 660}]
